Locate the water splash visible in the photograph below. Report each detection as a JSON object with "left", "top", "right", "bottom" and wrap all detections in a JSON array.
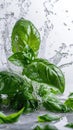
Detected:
[
  {"left": 48, "top": 43, "right": 67, "bottom": 64},
  {"left": 59, "top": 61, "right": 73, "bottom": 68},
  {"left": 19, "top": 0, "right": 31, "bottom": 17}
]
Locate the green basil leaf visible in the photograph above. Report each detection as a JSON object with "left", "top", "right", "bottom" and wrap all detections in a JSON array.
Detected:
[
  {"left": 43, "top": 93, "right": 67, "bottom": 112},
  {"left": 0, "top": 108, "right": 24, "bottom": 124},
  {"left": 33, "top": 125, "right": 42, "bottom": 130},
  {"left": 64, "top": 93, "right": 73, "bottom": 111},
  {"left": 0, "top": 71, "right": 34, "bottom": 110},
  {"left": 38, "top": 84, "right": 60, "bottom": 97},
  {"left": 65, "top": 123, "right": 73, "bottom": 128},
  {"left": 8, "top": 51, "right": 34, "bottom": 67},
  {"left": 33, "top": 125, "right": 58, "bottom": 130},
  {"left": 0, "top": 71, "right": 33, "bottom": 95},
  {"left": 11, "top": 18, "right": 40, "bottom": 56},
  {"left": 38, "top": 114, "right": 61, "bottom": 122},
  {"left": 23, "top": 58, "right": 65, "bottom": 93}
]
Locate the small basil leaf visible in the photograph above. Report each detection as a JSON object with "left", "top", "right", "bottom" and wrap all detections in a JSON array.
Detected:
[
  {"left": 33, "top": 125, "right": 58, "bottom": 130},
  {"left": 0, "top": 108, "right": 24, "bottom": 124},
  {"left": 23, "top": 58, "right": 65, "bottom": 93},
  {"left": 65, "top": 123, "right": 73, "bottom": 128},
  {"left": 64, "top": 93, "right": 73, "bottom": 111},
  {"left": 38, "top": 84, "right": 60, "bottom": 97},
  {"left": 69, "top": 92, "right": 73, "bottom": 97},
  {"left": 43, "top": 93, "right": 67, "bottom": 112},
  {"left": 8, "top": 51, "right": 34, "bottom": 67},
  {"left": 33, "top": 125, "right": 42, "bottom": 130},
  {"left": 11, "top": 18, "right": 40, "bottom": 56},
  {"left": 38, "top": 114, "right": 61, "bottom": 122},
  {"left": 0, "top": 112, "right": 6, "bottom": 124}
]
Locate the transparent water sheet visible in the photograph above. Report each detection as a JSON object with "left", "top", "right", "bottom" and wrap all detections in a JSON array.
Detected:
[{"left": 0, "top": 0, "right": 73, "bottom": 130}]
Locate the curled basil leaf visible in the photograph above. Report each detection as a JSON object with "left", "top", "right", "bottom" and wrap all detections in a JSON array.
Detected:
[
  {"left": 23, "top": 58, "right": 65, "bottom": 93},
  {"left": 38, "top": 114, "right": 61, "bottom": 122},
  {"left": 11, "top": 18, "right": 40, "bottom": 56},
  {"left": 0, "top": 108, "right": 24, "bottom": 124},
  {"left": 33, "top": 125, "right": 58, "bottom": 130}
]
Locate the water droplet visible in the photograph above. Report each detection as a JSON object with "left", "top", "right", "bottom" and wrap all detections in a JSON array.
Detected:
[
  {"left": 63, "top": 22, "right": 67, "bottom": 26},
  {"left": 68, "top": 28, "right": 70, "bottom": 31},
  {"left": 65, "top": 10, "right": 68, "bottom": 13}
]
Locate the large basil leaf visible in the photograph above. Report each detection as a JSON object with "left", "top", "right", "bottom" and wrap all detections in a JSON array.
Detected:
[
  {"left": 11, "top": 18, "right": 40, "bottom": 56},
  {"left": 0, "top": 108, "right": 24, "bottom": 124},
  {"left": 0, "top": 71, "right": 35, "bottom": 110},
  {"left": 0, "top": 71, "right": 33, "bottom": 95},
  {"left": 38, "top": 114, "right": 61, "bottom": 122},
  {"left": 22, "top": 58, "right": 65, "bottom": 93}
]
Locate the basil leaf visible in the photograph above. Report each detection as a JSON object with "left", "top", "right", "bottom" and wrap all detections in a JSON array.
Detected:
[
  {"left": 8, "top": 51, "right": 34, "bottom": 67},
  {"left": 23, "top": 58, "right": 65, "bottom": 93},
  {"left": 65, "top": 123, "right": 73, "bottom": 128},
  {"left": 33, "top": 125, "right": 58, "bottom": 130},
  {"left": 0, "top": 71, "right": 34, "bottom": 110},
  {"left": 0, "top": 71, "right": 33, "bottom": 95},
  {"left": 43, "top": 93, "right": 67, "bottom": 112},
  {"left": 64, "top": 93, "right": 73, "bottom": 111},
  {"left": 33, "top": 125, "right": 42, "bottom": 130},
  {"left": 38, "top": 114, "right": 61, "bottom": 122},
  {"left": 38, "top": 84, "right": 60, "bottom": 97},
  {"left": 11, "top": 18, "right": 40, "bottom": 56},
  {"left": 0, "top": 108, "right": 24, "bottom": 124}
]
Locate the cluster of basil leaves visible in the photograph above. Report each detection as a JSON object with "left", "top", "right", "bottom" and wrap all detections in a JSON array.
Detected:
[{"left": 0, "top": 18, "right": 73, "bottom": 128}]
